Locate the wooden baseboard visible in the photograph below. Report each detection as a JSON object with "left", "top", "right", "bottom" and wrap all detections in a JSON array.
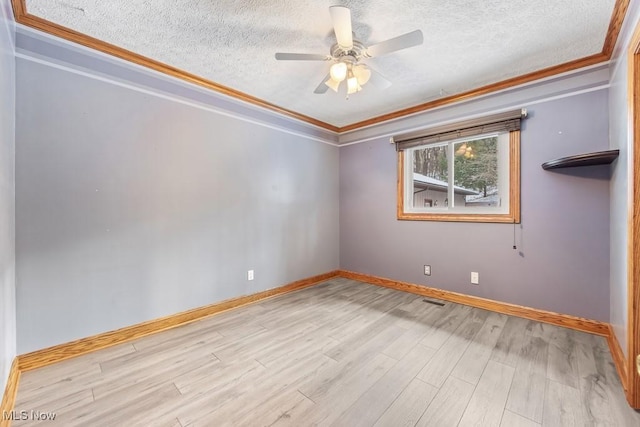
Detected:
[
  {"left": 607, "top": 324, "right": 629, "bottom": 392},
  {"left": 0, "top": 358, "right": 20, "bottom": 427},
  {"left": 339, "top": 270, "right": 635, "bottom": 392},
  {"left": 3, "top": 269, "right": 631, "bottom": 418},
  {"left": 338, "top": 270, "right": 610, "bottom": 336},
  {"left": 17, "top": 270, "right": 340, "bottom": 372}
]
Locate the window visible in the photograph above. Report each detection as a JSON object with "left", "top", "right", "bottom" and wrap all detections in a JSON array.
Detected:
[{"left": 396, "top": 110, "right": 523, "bottom": 223}]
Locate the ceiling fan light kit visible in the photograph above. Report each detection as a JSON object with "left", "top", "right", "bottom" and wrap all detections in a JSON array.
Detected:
[
  {"left": 275, "top": 5, "right": 423, "bottom": 99},
  {"left": 329, "top": 62, "right": 348, "bottom": 82},
  {"left": 325, "top": 59, "right": 370, "bottom": 95},
  {"left": 346, "top": 72, "right": 360, "bottom": 95},
  {"left": 325, "top": 77, "right": 341, "bottom": 92},
  {"left": 353, "top": 65, "right": 371, "bottom": 86}
]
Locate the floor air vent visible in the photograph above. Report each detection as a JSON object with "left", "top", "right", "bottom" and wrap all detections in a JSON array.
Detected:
[{"left": 422, "top": 299, "right": 445, "bottom": 306}]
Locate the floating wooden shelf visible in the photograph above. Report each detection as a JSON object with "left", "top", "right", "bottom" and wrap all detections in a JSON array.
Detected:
[{"left": 541, "top": 149, "right": 620, "bottom": 170}]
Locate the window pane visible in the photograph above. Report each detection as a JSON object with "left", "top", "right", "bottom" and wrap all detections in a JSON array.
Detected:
[
  {"left": 453, "top": 137, "right": 500, "bottom": 208},
  {"left": 399, "top": 130, "right": 519, "bottom": 223},
  {"left": 412, "top": 144, "right": 449, "bottom": 208}
]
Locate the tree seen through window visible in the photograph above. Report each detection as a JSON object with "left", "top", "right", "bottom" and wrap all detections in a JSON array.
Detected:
[{"left": 412, "top": 137, "right": 498, "bottom": 203}]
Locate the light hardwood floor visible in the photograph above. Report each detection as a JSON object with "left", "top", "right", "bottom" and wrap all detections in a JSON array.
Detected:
[{"left": 10, "top": 279, "right": 640, "bottom": 426}]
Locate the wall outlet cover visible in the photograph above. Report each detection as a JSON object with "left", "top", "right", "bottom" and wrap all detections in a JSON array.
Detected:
[
  {"left": 248, "top": 270, "right": 254, "bottom": 281},
  {"left": 471, "top": 272, "right": 479, "bottom": 285},
  {"left": 424, "top": 265, "right": 431, "bottom": 276}
]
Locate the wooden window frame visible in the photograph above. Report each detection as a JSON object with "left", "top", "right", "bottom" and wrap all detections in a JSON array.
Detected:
[{"left": 397, "top": 130, "right": 521, "bottom": 223}]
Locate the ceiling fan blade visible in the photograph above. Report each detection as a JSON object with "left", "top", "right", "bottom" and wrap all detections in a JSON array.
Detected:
[
  {"left": 314, "top": 74, "right": 331, "bottom": 94},
  {"left": 365, "top": 30, "right": 424, "bottom": 57},
  {"left": 368, "top": 67, "right": 392, "bottom": 90},
  {"left": 275, "top": 53, "right": 330, "bottom": 61},
  {"left": 329, "top": 6, "right": 353, "bottom": 50}
]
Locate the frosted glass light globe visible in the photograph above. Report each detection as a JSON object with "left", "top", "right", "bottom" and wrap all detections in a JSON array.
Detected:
[{"left": 330, "top": 62, "right": 348, "bottom": 82}]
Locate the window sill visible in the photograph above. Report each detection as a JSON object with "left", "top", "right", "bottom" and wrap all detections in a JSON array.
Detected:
[{"left": 397, "top": 212, "right": 520, "bottom": 223}]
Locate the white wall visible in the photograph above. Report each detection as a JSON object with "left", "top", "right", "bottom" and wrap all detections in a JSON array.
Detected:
[
  {"left": 15, "top": 41, "right": 339, "bottom": 353},
  {"left": 609, "top": 0, "right": 640, "bottom": 358},
  {"left": 0, "top": 0, "right": 16, "bottom": 393}
]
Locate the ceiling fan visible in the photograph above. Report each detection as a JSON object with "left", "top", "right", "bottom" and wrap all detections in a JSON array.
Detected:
[{"left": 275, "top": 6, "right": 424, "bottom": 97}]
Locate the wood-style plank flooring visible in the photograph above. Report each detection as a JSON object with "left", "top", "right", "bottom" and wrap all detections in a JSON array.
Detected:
[{"left": 11, "top": 279, "right": 640, "bottom": 426}]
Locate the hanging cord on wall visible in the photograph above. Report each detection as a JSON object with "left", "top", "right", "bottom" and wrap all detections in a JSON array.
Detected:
[{"left": 513, "top": 218, "right": 517, "bottom": 250}]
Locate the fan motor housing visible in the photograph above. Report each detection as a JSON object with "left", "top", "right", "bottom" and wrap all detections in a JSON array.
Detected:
[{"left": 330, "top": 40, "right": 366, "bottom": 62}]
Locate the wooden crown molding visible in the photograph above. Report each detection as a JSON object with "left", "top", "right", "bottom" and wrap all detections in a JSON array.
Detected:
[
  {"left": 10, "top": 0, "right": 25, "bottom": 18},
  {"left": 10, "top": 3, "right": 339, "bottom": 133},
  {"left": 338, "top": 54, "right": 608, "bottom": 132},
  {"left": 603, "top": 0, "right": 631, "bottom": 58},
  {"left": 10, "top": 0, "right": 629, "bottom": 134},
  {"left": 342, "top": 0, "right": 629, "bottom": 133},
  {"left": 9, "top": 1, "right": 627, "bottom": 134}
]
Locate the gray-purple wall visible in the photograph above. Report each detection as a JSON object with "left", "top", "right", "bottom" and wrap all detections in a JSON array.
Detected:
[
  {"left": 15, "top": 31, "right": 339, "bottom": 354},
  {"left": 0, "top": 0, "right": 15, "bottom": 392},
  {"left": 9, "top": 15, "right": 620, "bottom": 356},
  {"left": 340, "top": 90, "right": 611, "bottom": 321}
]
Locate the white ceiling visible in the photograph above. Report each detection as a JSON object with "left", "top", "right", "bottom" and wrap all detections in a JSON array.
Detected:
[{"left": 25, "top": 0, "right": 617, "bottom": 128}]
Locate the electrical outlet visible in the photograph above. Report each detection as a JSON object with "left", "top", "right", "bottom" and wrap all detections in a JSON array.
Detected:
[
  {"left": 424, "top": 265, "right": 431, "bottom": 276},
  {"left": 247, "top": 270, "right": 254, "bottom": 281},
  {"left": 471, "top": 272, "right": 479, "bottom": 285}
]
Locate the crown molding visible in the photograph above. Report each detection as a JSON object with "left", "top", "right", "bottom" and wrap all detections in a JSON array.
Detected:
[{"left": 10, "top": 0, "right": 630, "bottom": 133}]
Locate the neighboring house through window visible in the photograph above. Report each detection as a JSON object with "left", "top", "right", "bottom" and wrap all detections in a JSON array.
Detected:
[{"left": 395, "top": 109, "right": 525, "bottom": 223}]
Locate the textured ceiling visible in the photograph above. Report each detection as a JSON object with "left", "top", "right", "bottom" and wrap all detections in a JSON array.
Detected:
[{"left": 25, "top": 0, "right": 617, "bottom": 128}]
